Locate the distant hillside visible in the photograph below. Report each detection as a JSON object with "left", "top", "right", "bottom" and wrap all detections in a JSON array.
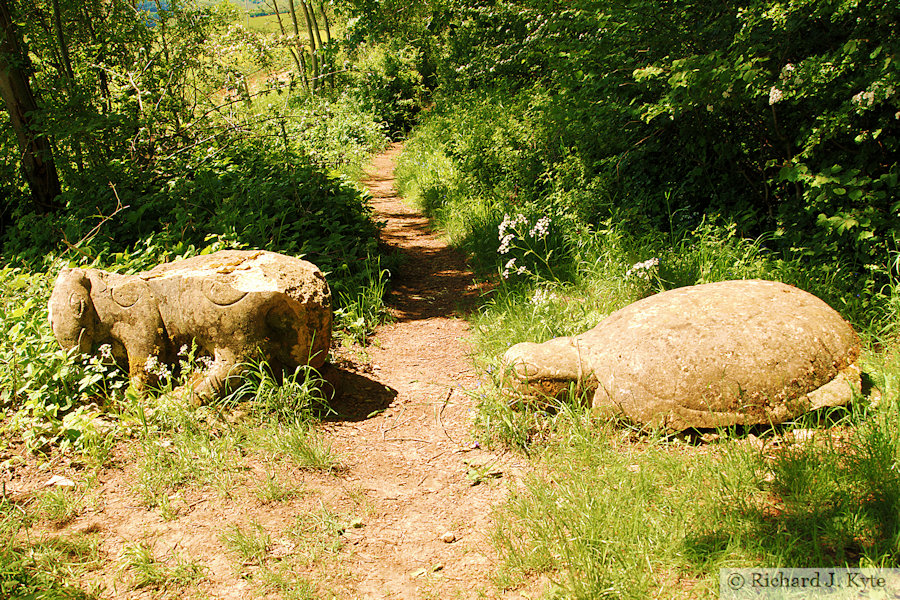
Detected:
[{"left": 137, "top": 1, "right": 289, "bottom": 17}]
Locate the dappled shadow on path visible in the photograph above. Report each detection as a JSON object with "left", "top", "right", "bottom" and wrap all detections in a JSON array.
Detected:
[{"left": 362, "top": 143, "right": 486, "bottom": 323}]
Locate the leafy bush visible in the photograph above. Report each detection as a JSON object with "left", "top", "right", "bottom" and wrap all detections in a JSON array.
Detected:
[
  {"left": 345, "top": 40, "right": 427, "bottom": 138},
  {"left": 0, "top": 267, "right": 116, "bottom": 452},
  {"left": 268, "top": 94, "right": 389, "bottom": 176},
  {"left": 4, "top": 138, "right": 380, "bottom": 294},
  {"left": 392, "top": 0, "right": 899, "bottom": 331}
]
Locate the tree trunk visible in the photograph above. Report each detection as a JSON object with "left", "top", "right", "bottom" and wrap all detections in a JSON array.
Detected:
[
  {"left": 319, "top": 3, "right": 331, "bottom": 45},
  {"left": 287, "top": 0, "right": 316, "bottom": 92},
  {"left": 305, "top": 1, "right": 323, "bottom": 53},
  {"left": 0, "top": 0, "right": 62, "bottom": 213},
  {"left": 270, "top": 0, "right": 307, "bottom": 91},
  {"left": 297, "top": 0, "right": 319, "bottom": 90},
  {"left": 51, "top": 0, "right": 75, "bottom": 82},
  {"left": 318, "top": 2, "right": 334, "bottom": 89}
]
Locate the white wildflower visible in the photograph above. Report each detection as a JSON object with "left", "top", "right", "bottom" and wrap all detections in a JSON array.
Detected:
[
  {"left": 498, "top": 233, "right": 515, "bottom": 254},
  {"left": 768, "top": 86, "right": 784, "bottom": 105},
  {"left": 780, "top": 63, "right": 796, "bottom": 79},
  {"left": 501, "top": 258, "right": 517, "bottom": 279},
  {"left": 529, "top": 216, "right": 551, "bottom": 239},
  {"left": 144, "top": 355, "right": 172, "bottom": 380},
  {"left": 531, "top": 288, "right": 559, "bottom": 307},
  {"left": 625, "top": 257, "right": 659, "bottom": 280},
  {"left": 99, "top": 344, "right": 113, "bottom": 360},
  {"left": 498, "top": 213, "right": 527, "bottom": 240}
]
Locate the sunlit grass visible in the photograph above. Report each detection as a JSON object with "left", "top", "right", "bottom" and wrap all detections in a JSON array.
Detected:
[{"left": 121, "top": 541, "right": 205, "bottom": 590}]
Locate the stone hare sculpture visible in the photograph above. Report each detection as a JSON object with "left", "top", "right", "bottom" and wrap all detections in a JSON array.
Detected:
[
  {"left": 502, "top": 279, "right": 861, "bottom": 430},
  {"left": 49, "top": 250, "right": 332, "bottom": 404}
]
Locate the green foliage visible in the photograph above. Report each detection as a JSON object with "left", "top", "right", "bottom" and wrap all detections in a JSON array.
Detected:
[
  {"left": 389, "top": 0, "right": 899, "bottom": 332},
  {"left": 270, "top": 94, "right": 389, "bottom": 176},
  {"left": 0, "top": 498, "right": 101, "bottom": 599},
  {"left": 5, "top": 139, "right": 380, "bottom": 292},
  {"left": 345, "top": 40, "right": 427, "bottom": 138},
  {"left": 629, "top": 0, "right": 899, "bottom": 293},
  {"left": 0, "top": 267, "right": 119, "bottom": 453}
]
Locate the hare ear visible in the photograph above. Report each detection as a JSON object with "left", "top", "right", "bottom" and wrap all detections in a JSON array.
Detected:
[
  {"left": 58, "top": 267, "right": 92, "bottom": 291},
  {"left": 61, "top": 268, "right": 93, "bottom": 318}
]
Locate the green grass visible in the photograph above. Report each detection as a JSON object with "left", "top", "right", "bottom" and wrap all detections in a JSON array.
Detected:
[
  {"left": 253, "top": 473, "right": 305, "bottom": 504},
  {"left": 131, "top": 411, "right": 245, "bottom": 510},
  {"left": 256, "top": 566, "right": 320, "bottom": 599},
  {"left": 263, "top": 421, "right": 343, "bottom": 472},
  {"left": 34, "top": 486, "right": 86, "bottom": 527},
  {"left": 246, "top": 12, "right": 328, "bottom": 38},
  {"left": 490, "top": 393, "right": 900, "bottom": 598},
  {"left": 220, "top": 521, "right": 272, "bottom": 566},
  {"left": 0, "top": 496, "right": 104, "bottom": 599},
  {"left": 121, "top": 541, "right": 205, "bottom": 590},
  {"left": 217, "top": 506, "right": 348, "bottom": 598},
  {"left": 115, "top": 350, "right": 342, "bottom": 515},
  {"left": 288, "top": 504, "right": 349, "bottom": 563},
  {"left": 335, "top": 255, "right": 394, "bottom": 346}
]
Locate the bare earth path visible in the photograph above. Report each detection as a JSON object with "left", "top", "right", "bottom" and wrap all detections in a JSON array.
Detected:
[{"left": 324, "top": 143, "right": 525, "bottom": 598}]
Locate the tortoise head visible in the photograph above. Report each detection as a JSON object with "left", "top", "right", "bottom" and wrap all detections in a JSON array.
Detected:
[{"left": 501, "top": 336, "right": 589, "bottom": 400}]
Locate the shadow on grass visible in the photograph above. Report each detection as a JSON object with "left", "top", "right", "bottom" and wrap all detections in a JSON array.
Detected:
[{"left": 684, "top": 422, "right": 900, "bottom": 567}]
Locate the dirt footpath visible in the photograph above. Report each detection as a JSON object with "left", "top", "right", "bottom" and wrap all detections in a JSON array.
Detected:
[{"left": 323, "top": 143, "right": 528, "bottom": 598}]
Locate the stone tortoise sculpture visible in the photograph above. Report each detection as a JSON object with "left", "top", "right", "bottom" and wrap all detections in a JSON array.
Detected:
[
  {"left": 49, "top": 249, "right": 332, "bottom": 404},
  {"left": 502, "top": 279, "right": 861, "bottom": 430}
]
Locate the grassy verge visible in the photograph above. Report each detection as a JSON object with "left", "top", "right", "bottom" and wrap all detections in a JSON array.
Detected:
[{"left": 0, "top": 356, "right": 348, "bottom": 597}]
